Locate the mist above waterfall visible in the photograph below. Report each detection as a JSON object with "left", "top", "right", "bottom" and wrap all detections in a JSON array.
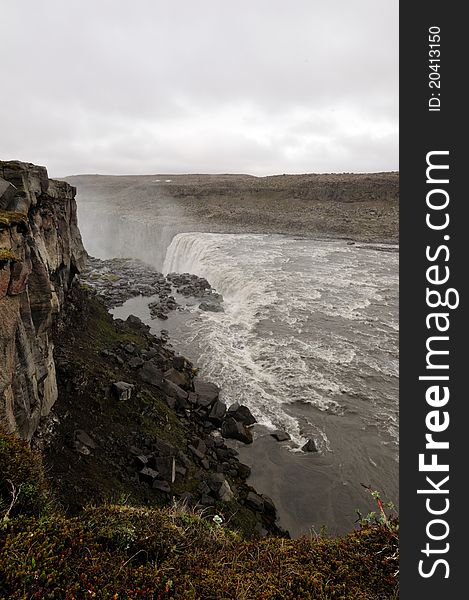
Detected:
[{"left": 76, "top": 184, "right": 189, "bottom": 270}]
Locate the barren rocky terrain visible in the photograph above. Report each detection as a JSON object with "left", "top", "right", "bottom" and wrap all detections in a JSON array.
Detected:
[{"left": 66, "top": 172, "right": 399, "bottom": 243}]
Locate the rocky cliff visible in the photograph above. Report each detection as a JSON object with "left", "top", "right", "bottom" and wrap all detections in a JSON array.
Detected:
[{"left": 0, "top": 161, "right": 86, "bottom": 440}]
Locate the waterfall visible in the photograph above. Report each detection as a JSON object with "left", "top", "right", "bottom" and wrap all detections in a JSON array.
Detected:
[{"left": 163, "top": 232, "right": 277, "bottom": 311}]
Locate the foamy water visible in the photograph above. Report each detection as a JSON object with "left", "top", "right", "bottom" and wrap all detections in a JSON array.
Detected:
[{"left": 162, "top": 233, "right": 398, "bottom": 453}]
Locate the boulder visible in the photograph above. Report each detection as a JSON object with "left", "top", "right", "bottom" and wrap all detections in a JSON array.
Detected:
[
  {"left": 188, "top": 439, "right": 206, "bottom": 461},
  {"left": 199, "top": 301, "right": 224, "bottom": 313},
  {"left": 236, "top": 463, "right": 251, "bottom": 480},
  {"left": 227, "top": 403, "right": 256, "bottom": 426},
  {"left": 139, "top": 467, "right": 159, "bottom": 485},
  {"left": 137, "top": 362, "right": 163, "bottom": 388},
  {"left": 175, "top": 465, "right": 187, "bottom": 479},
  {"left": 193, "top": 378, "right": 220, "bottom": 407},
  {"left": 221, "top": 417, "right": 253, "bottom": 444},
  {"left": 301, "top": 439, "right": 318, "bottom": 453},
  {"left": 245, "top": 491, "right": 264, "bottom": 512},
  {"left": 128, "top": 356, "right": 144, "bottom": 369},
  {"left": 207, "top": 473, "right": 234, "bottom": 501},
  {"left": 150, "top": 456, "right": 176, "bottom": 483},
  {"left": 200, "top": 493, "right": 215, "bottom": 506},
  {"left": 162, "top": 379, "right": 188, "bottom": 402},
  {"left": 208, "top": 400, "right": 227, "bottom": 424},
  {"left": 153, "top": 438, "right": 177, "bottom": 457},
  {"left": 271, "top": 430, "right": 291, "bottom": 442},
  {"left": 261, "top": 495, "right": 276, "bottom": 516},
  {"left": 172, "top": 355, "right": 186, "bottom": 371},
  {"left": 152, "top": 480, "right": 171, "bottom": 493},
  {"left": 164, "top": 367, "right": 190, "bottom": 389},
  {"left": 111, "top": 381, "right": 133, "bottom": 401},
  {"left": 151, "top": 479, "right": 171, "bottom": 494},
  {"left": 207, "top": 473, "right": 226, "bottom": 493},
  {"left": 74, "top": 429, "right": 96, "bottom": 449},
  {"left": 126, "top": 314, "right": 150, "bottom": 332},
  {"left": 134, "top": 455, "right": 149, "bottom": 469}
]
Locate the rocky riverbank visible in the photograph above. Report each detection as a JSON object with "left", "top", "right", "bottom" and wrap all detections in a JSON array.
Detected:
[
  {"left": 81, "top": 256, "right": 224, "bottom": 317},
  {"left": 41, "top": 282, "right": 283, "bottom": 537}
]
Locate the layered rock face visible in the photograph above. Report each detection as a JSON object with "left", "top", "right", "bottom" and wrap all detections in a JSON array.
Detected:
[{"left": 0, "top": 161, "right": 86, "bottom": 439}]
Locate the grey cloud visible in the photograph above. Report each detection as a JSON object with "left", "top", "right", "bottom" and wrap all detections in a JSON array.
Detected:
[{"left": 0, "top": 0, "right": 398, "bottom": 176}]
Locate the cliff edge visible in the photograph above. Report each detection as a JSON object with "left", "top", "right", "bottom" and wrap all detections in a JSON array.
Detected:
[{"left": 0, "top": 161, "right": 86, "bottom": 439}]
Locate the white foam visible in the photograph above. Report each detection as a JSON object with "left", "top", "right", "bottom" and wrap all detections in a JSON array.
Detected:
[{"left": 162, "top": 233, "right": 399, "bottom": 450}]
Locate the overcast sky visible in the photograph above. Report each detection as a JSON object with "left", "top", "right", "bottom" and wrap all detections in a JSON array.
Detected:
[{"left": 1, "top": 0, "right": 398, "bottom": 177}]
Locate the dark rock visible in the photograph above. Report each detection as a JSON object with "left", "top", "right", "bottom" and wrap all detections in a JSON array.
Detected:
[
  {"left": 221, "top": 417, "right": 253, "bottom": 444},
  {"left": 187, "top": 392, "right": 198, "bottom": 405},
  {"left": 142, "top": 348, "right": 159, "bottom": 360},
  {"left": 208, "top": 400, "right": 227, "bottom": 424},
  {"left": 139, "top": 467, "right": 159, "bottom": 485},
  {"left": 126, "top": 314, "right": 150, "bottom": 332},
  {"left": 153, "top": 438, "right": 177, "bottom": 457},
  {"left": 197, "top": 481, "right": 210, "bottom": 495},
  {"left": 178, "top": 453, "right": 192, "bottom": 470},
  {"left": 188, "top": 443, "right": 206, "bottom": 461},
  {"left": 193, "top": 378, "right": 219, "bottom": 407},
  {"left": 165, "top": 396, "right": 177, "bottom": 410},
  {"left": 254, "top": 523, "right": 269, "bottom": 537},
  {"left": 137, "top": 362, "right": 163, "bottom": 388},
  {"left": 152, "top": 480, "right": 171, "bottom": 493},
  {"left": 199, "top": 301, "right": 224, "bottom": 313},
  {"left": 207, "top": 473, "right": 225, "bottom": 493},
  {"left": 207, "top": 474, "right": 234, "bottom": 501},
  {"left": 123, "top": 343, "right": 136, "bottom": 354},
  {"left": 271, "top": 430, "right": 291, "bottom": 442},
  {"left": 164, "top": 367, "right": 189, "bottom": 389},
  {"left": 111, "top": 381, "right": 134, "bottom": 401},
  {"left": 227, "top": 404, "right": 257, "bottom": 426},
  {"left": 201, "top": 458, "right": 210, "bottom": 470},
  {"left": 75, "top": 429, "right": 96, "bottom": 449},
  {"left": 134, "top": 455, "right": 149, "bottom": 469},
  {"left": 200, "top": 493, "right": 215, "bottom": 506},
  {"left": 128, "top": 356, "right": 144, "bottom": 369},
  {"left": 150, "top": 456, "right": 175, "bottom": 482},
  {"left": 261, "top": 495, "right": 276, "bottom": 516},
  {"left": 245, "top": 491, "right": 264, "bottom": 512},
  {"left": 172, "top": 355, "right": 186, "bottom": 371},
  {"left": 215, "top": 446, "right": 239, "bottom": 460},
  {"left": 236, "top": 463, "right": 251, "bottom": 480},
  {"left": 162, "top": 379, "right": 188, "bottom": 401},
  {"left": 176, "top": 396, "right": 190, "bottom": 411},
  {"left": 302, "top": 439, "right": 318, "bottom": 453}
]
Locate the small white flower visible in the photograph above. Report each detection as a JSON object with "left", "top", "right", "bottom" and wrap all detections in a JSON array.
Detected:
[{"left": 213, "top": 514, "right": 223, "bottom": 526}]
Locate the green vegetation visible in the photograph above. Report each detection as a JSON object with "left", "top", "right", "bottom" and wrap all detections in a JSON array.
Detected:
[
  {"left": 0, "top": 431, "right": 49, "bottom": 519},
  {"left": 0, "top": 247, "right": 20, "bottom": 263},
  {"left": 0, "top": 210, "right": 27, "bottom": 229},
  {"left": 1, "top": 428, "right": 398, "bottom": 599}
]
